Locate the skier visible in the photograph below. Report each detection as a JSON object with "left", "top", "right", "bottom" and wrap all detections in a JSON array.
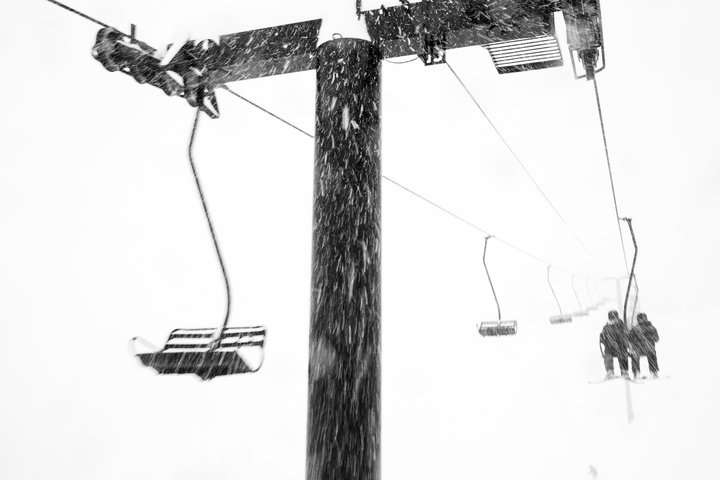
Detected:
[
  {"left": 629, "top": 312, "right": 660, "bottom": 378},
  {"left": 599, "top": 310, "right": 629, "bottom": 378}
]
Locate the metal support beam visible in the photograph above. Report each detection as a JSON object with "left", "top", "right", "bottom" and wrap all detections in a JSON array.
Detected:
[
  {"left": 307, "top": 38, "right": 382, "bottom": 480},
  {"left": 87, "top": 0, "right": 591, "bottom": 116},
  {"left": 209, "top": 19, "right": 322, "bottom": 85}
]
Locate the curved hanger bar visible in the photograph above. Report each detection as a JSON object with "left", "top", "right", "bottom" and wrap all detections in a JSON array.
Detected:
[
  {"left": 482, "top": 236, "right": 502, "bottom": 323},
  {"left": 188, "top": 108, "right": 232, "bottom": 347},
  {"left": 621, "top": 218, "right": 639, "bottom": 327}
]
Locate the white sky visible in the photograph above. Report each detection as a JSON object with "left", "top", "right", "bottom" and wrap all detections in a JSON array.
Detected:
[{"left": 2, "top": 1, "right": 719, "bottom": 479}]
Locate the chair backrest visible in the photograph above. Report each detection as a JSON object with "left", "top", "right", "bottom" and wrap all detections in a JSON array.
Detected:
[{"left": 162, "top": 326, "right": 266, "bottom": 352}]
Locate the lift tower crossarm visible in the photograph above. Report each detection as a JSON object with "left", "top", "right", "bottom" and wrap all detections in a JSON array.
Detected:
[
  {"left": 208, "top": 19, "right": 322, "bottom": 85},
  {"left": 210, "top": 0, "right": 562, "bottom": 82},
  {"left": 91, "top": 1, "right": 574, "bottom": 112}
]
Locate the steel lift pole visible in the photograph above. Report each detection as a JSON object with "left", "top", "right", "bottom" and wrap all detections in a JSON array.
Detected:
[{"left": 307, "top": 38, "right": 382, "bottom": 480}]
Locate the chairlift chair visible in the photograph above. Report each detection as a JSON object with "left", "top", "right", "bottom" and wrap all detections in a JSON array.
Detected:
[
  {"left": 547, "top": 266, "right": 572, "bottom": 324},
  {"left": 132, "top": 326, "right": 266, "bottom": 380},
  {"left": 130, "top": 108, "right": 266, "bottom": 380},
  {"left": 478, "top": 236, "right": 518, "bottom": 337}
]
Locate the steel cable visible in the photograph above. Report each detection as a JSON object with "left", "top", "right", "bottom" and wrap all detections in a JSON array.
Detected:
[{"left": 446, "top": 61, "right": 593, "bottom": 258}]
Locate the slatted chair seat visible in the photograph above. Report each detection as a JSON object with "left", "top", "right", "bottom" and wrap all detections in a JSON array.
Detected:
[
  {"left": 478, "top": 320, "right": 517, "bottom": 337},
  {"left": 135, "top": 326, "right": 266, "bottom": 380}
]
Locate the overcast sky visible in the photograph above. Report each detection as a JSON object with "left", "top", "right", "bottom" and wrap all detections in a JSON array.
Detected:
[{"left": 2, "top": 1, "right": 719, "bottom": 479}]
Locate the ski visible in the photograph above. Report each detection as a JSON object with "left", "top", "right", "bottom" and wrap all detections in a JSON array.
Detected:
[
  {"left": 631, "top": 374, "right": 670, "bottom": 383},
  {"left": 589, "top": 374, "right": 668, "bottom": 384},
  {"left": 588, "top": 376, "right": 636, "bottom": 385}
]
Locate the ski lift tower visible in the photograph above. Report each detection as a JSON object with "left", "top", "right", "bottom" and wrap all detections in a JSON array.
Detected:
[{"left": 77, "top": 0, "right": 606, "bottom": 479}]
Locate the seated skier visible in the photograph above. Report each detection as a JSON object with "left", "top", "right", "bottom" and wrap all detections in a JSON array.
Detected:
[
  {"left": 600, "top": 310, "right": 629, "bottom": 379},
  {"left": 629, "top": 312, "right": 660, "bottom": 378}
]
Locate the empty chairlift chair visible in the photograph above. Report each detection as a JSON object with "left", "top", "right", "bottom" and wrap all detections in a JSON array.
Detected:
[
  {"left": 478, "top": 236, "right": 518, "bottom": 337},
  {"left": 132, "top": 325, "right": 266, "bottom": 380},
  {"left": 130, "top": 108, "right": 266, "bottom": 380},
  {"left": 547, "top": 266, "right": 573, "bottom": 324}
]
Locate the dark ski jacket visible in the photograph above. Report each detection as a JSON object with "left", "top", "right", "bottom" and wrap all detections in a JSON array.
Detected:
[
  {"left": 629, "top": 320, "right": 659, "bottom": 355},
  {"left": 600, "top": 322, "right": 629, "bottom": 354}
]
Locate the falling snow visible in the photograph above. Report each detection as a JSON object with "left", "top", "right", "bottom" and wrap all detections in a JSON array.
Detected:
[{"left": 4, "top": 1, "right": 718, "bottom": 480}]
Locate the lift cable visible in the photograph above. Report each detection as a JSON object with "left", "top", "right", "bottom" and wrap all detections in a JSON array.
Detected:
[
  {"left": 47, "top": 0, "right": 122, "bottom": 33},
  {"left": 187, "top": 109, "right": 232, "bottom": 335},
  {"left": 222, "top": 86, "right": 593, "bottom": 275},
  {"left": 445, "top": 61, "right": 593, "bottom": 259},
  {"left": 381, "top": 175, "right": 549, "bottom": 266},
  {"left": 221, "top": 86, "right": 314, "bottom": 139},
  {"left": 381, "top": 175, "right": 491, "bottom": 235},
  {"left": 592, "top": 77, "right": 629, "bottom": 273}
]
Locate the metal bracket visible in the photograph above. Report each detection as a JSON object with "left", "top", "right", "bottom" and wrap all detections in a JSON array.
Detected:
[
  {"left": 91, "top": 27, "right": 220, "bottom": 118},
  {"left": 420, "top": 31, "right": 447, "bottom": 65},
  {"left": 569, "top": 46, "right": 606, "bottom": 80},
  {"left": 562, "top": 0, "right": 606, "bottom": 80}
]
